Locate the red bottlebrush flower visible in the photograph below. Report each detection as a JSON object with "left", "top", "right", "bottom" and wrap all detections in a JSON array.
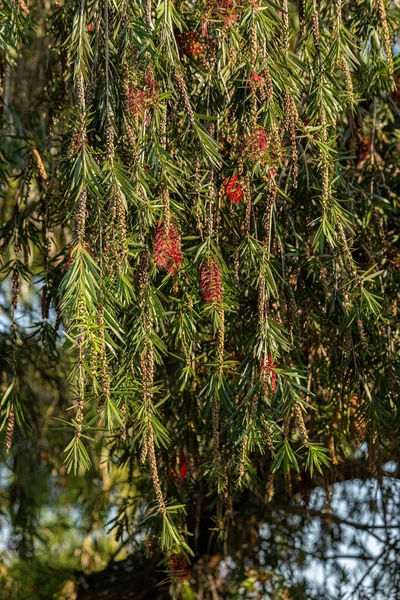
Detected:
[
  {"left": 248, "top": 71, "right": 265, "bottom": 88},
  {"left": 66, "top": 248, "right": 74, "bottom": 270},
  {"left": 127, "top": 73, "right": 159, "bottom": 119},
  {"left": 143, "top": 70, "right": 158, "bottom": 93},
  {"left": 222, "top": 174, "right": 243, "bottom": 204},
  {"left": 247, "top": 127, "right": 271, "bottom": 162},
  {"left": 169, "top": 553, "right": 191, "bottom": 581},
  {"left": 153, "top": 222, "right": 183, "bottom": 274},
  {"left": 260, "top": 354, "right": 277, "bottom": 395},
  {"left": 178, "top": 31, "right": 203, "bottom": 58},
  {"left": 200, "top": 258, "right": 223, "bottom": 303},
  {"left": 245, "top": 128, "right": 283, "bottom": 179},
  {"left": 180, "top": 452, "right": 187, "bottom": 480},
  {"left": 127, "top": 88, "right": 147, "bottom": 116}
]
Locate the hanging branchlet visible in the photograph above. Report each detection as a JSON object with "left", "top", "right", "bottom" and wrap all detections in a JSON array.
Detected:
[
  {"left": 21, "top": 155, "right": 33, "bottom": 206},
  {"left": 76, "top": 187, "right": 88, "bottom": 243},
  {"left": 200, "top": 257, "right": 223, "bottom": 303},
  {"left": 20, "top": 154, "right": 33, "bottom": 264},
  {"left": 41, "top": 182, "right": 53, "bottom": 320},
  {"left": 376, "top": 0, "right": 394, "bottom": 77},
  {"left": 147, "top": 427, "right": 167, "bottom": 518},
  {"left": 201, "top": 254, "right": 224, "bottom": 478},
  {"left": 311, "top": 8, "right": 320, "bottom": 51},
  {"left": 0, "top": 55, "right": 5, "bottom": 133},
  {"left": 96, "top": 307, "right": 111, "bottom": 412},
  {"left": 286, "top": 471, "right": 293, "bottom": 496},
  {"left": 73, "top": 1, "right": 88, "bottom": 244},
  {"left": 238, "top": 434, "right": 247, "bottom": 479},
  {"left": 263, "top": 179, "right": 278, "bottom": 251},
  {"left": 75, "top": 295, "right": 87, "bottom": 426},
  {"left": 120, "top": 400, "right": 127, "bottom": 443},
  {"left": 144, "top": 0, "right": 153, "bottom": 28},
  {"left": 258, "top": 272, "right": 267, "bottom": 325},
  {"left": 105, "top": 122, "right": 115, "bottom": 164},
  {"left": 367, "top": 428, "right": 379, "bottom": 477},
  {"left": 287, "top": 268, "right": 299, "bottom": 329},
  {"left": 5, "top": 402, "right": 15, "bottom": 453},
  {"left": 259, "top": 68, "right": 273, "bottom": 103},
  {"left": 161, "top": 185, "right": 171, "bottom": 231},
  {"left": 328, "top": 433, "right": 338, "bottom": 465},
  {"left": 282, "top": 0, "right": 289, "bottom": 49},
  {"left": 206, "top": 171, "right": 216, "bottom": 239},
  {"left": 319, "top": 106, "right": 330, "bottom": 212},
  {"left": 337, "top": 220, "right": 363, "bottom": 288},
  {"left": 335, "top": 0, "right": 342, "bottom": 32},
  {"left": 138, "top": 249, "right": 150, "bottom": 306},
  {"left": 6, "top": 198, "right": 22, "bottom": 452},
  {"left": 217, "top": 310, "right": 225, "bottom": 371},
  {"left": 295, "top": 402, "right": 310, "bottom": 447},
  {"left": 174, "top": 67, "right": 195, "bottom": 129},
  {"left": 194, "top": 154, "right": 203, "bottom": 237},
  {"left": 212, "top": 393, "right": 221, "bottom": 478},
  {"left": 121, "top": 62, "right": 138, "bottom": 161},
  {"left": 137, "top": 238, "right": 168, "bottom": 517},
  {"left": 244, "top": 173, "right": 252, "bottom": 233},
  {"left": 142, "top": 338, "right": 168, "bottom": 517},
  {"left": 341, "top": 58, "right": 354, "bottom": 106},
  {"left": 140, "top": 431, "right": 148, "bottom": 465},
  {"left": 64, "top": 0, "right": 91, "bottom": 445},
  {"left": 284, "top": 93, "right": 298, "bottom": 187},
  {"left": 249, "top": 23, "right": 259, "bottom": 125},
  {"left": 299, "top": 0, "right": 306, "bottom": 39},
  {"left": 31, "top": 142, "right": 48, "bottom": 184},
  {"left": 250, "top": 22, "right": 257, "bottom": 66},
  {"left": 233, "top": 251, "right": 240, "bottom": 281},
  {"left": 266, "top": 472, "right": 275, "bottom": 502}
]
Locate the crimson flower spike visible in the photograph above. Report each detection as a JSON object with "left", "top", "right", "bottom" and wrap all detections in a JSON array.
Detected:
[{"left": 153, "top": 222, "right": 183, "bottom": 274}]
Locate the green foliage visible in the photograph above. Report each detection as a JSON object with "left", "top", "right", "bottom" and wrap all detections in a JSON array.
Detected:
[{"left": 0, "top": 0, "right": 400, "bottom": 597}]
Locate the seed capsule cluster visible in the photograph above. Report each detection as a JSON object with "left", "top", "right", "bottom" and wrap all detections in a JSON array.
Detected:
[
  {"left": 5, "top": 406, "right": 15, "bottom": 453},
  {"left": 174, "top": 67, "right": 195, "bottom": 128},
  {"left": 341, "top": 58, "right": 354, "bottom": 105},
  {"left": 282, "top": 0, "right": 289, "bottom": 49},
  {"left": 295, "top": 402, "right": 309, "bottom": 447},
  {"left": 299, "top": 0, "right": 306, "bottom": 38},
  {"left": 311, "top": 10, "right": 320, "bottom": 50},
  {"left": 377, "top": 0, "right": 394, "bottom": 76}
]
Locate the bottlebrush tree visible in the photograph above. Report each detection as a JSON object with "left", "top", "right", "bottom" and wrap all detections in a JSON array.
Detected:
[{"left": 1, "top": 0, "right": 400, "bottom": 596}]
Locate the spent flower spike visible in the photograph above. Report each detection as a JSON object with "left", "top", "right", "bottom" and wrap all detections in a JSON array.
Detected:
[
  {"left": 200, "top": 258, "right": 223, "bottom": 303},
  {"left": 260, "top": 354, "right": 277, "bottom": 395}
]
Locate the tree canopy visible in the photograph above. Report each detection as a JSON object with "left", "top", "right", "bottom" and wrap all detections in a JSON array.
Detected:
[{"left": 0, "top": 0, "right": 400, "bottom": 598}]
